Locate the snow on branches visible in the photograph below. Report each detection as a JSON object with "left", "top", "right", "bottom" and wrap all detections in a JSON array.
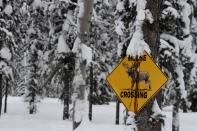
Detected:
[{"left": 159, "top": 1, "right": 197, "bottom": 114}]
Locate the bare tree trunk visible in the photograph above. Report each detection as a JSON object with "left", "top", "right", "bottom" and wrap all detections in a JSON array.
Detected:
[
  {"left": 72, "top": 0, "right": 93, "bottom": 130},
  {"left": 29, "top": 89, "right": 36, "bottom": 114},
  {"left": 136, "top": 0, "right": 162, "bottom": 131},
  {"left": 4, "top": 78, "right": 8, "bottom": 113},
  {"left": 63, "top": 55, "right": 75, "bottom": 120},
  {"left": 63, "top": 73, "right": 70, "bottom": 120},
  {"left": 89, "top": 63, "right": 93, "bottom": 121},
  {"left": 0, "top": 73, "right": 2, "bottom": 116},
  {"left": 29, "top": 50, "right": 37, "bottom": 114}
]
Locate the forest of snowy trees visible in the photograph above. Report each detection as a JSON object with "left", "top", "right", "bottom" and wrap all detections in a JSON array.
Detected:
[{"left": 0, "top": 0, "right": 197, "bottom": 131}]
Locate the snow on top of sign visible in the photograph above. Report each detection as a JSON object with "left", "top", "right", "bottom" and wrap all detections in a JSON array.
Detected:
[
  {"left": 57, "top": 35, "right": 71, "bottom": 53},
  {"left": 127, "top": 31, "right": 150, "bottom": 57},
  {"left": 126, "top": 0, "right": 151, "bottom": 57}
]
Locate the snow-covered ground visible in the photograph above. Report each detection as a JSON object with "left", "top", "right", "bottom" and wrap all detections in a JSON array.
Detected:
[
  {"left": 0, "top": 97, "right": 197, "bottom": 131},
  {"left": 0, "top": 97, "right": 127, "bottom": 131},
  {"left": 163, "top": 106, "right": 197, "bottom": 131},
  {"left": 0, "top": 97, "right": 72, "bottom": 131}
]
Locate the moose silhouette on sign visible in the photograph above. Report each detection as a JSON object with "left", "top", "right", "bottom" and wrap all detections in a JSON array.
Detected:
[{"left": 122, "top": 60, "right": 151, "bottom": 90}]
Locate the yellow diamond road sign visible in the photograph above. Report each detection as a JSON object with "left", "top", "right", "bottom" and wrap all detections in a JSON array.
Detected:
[{"left": 107, "top": 51, "right": 168, "bottom": 113}]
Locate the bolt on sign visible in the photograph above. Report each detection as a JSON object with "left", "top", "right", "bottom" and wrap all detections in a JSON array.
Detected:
[{"left": 107, "top": 51, "right": 168, "bottom": 113}]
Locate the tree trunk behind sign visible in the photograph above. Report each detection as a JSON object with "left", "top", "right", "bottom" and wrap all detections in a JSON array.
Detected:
[{"left": 136, "top": 0, "right": 162, "bottom": 131}]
